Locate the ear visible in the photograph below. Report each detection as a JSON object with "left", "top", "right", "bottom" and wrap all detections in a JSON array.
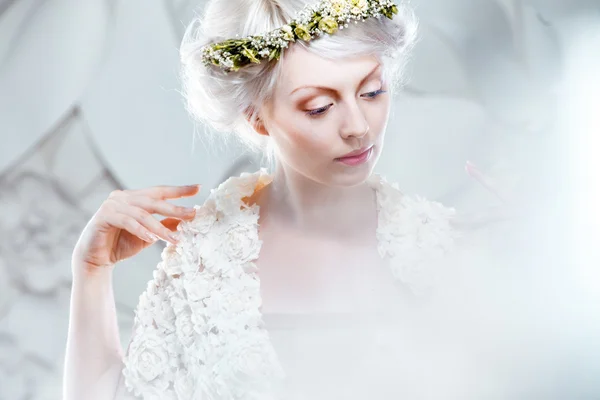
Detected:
[
  {"left": 245, "top": 106, "right": 269, "bottom": 137},
  {"left": 253, "top": 117, "right": 270, "bottom": 137}
]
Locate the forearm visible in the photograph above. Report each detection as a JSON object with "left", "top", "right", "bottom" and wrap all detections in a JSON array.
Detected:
[{"left": 63, "top": 265, "right": 124, "bottom": 400}]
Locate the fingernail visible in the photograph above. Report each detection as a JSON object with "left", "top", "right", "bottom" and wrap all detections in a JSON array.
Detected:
[
  {"left": 186, "top": 184, "right": 201, "bottom": 189},
  {"left": 147, "top": 232, "right": 160, "bottom": 242},
  {"left": 169, "top": 233, "right": 180, "bottom": 243}
]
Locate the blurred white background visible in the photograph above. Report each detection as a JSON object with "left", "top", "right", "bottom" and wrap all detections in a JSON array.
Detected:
[{"left": 0, "top": 0, "right": 599, "bottom": 398}]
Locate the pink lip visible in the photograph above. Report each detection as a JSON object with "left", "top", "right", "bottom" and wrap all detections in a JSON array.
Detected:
[
  {"left": 339, "top": 146, "right": 372, "bottom": 158},
  {"left": 335, "top": 146, "right": 374, "bottom": 166}
]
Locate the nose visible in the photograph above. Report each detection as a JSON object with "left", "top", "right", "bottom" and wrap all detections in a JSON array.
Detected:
[{"left": 339, "top": 101, "right": 369, "bottom": 140}]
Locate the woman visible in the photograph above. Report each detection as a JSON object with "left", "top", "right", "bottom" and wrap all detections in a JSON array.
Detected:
[{"left": 64, "top": 0, "right": 485, "bottom": 398}]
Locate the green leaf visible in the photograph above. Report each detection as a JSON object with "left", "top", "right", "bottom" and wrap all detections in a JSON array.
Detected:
[
  {"left": 269, "top": 48, "right": 281, "bottom": 61},
  {"left": 232, "top": 54, "right": 243, "bottom": 67},
  {"left": 242, "top": 47, "right": 260, "bottom": 63}
]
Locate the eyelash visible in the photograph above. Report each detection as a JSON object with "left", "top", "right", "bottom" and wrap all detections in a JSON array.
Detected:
[{"left": 305, "top": 89, "right": 387, "bottom": 117}]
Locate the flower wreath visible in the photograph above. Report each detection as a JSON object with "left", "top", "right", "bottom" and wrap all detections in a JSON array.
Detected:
[{"left": 201, "top": 0, "right": 400, "bottom": 72}]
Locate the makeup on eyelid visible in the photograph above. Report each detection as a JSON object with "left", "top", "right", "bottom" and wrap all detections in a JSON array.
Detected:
[{"left": 303, "top": 88, "right": 386, "bottom": 116}]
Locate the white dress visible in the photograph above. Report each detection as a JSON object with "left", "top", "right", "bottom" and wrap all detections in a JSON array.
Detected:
[{"left": 115, "top": 169, "right": 459, "bottom": 400}]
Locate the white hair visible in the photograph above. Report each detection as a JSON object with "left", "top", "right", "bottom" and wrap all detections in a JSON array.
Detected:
[{"left": 179, "top": 0, "right": 418, "bottom": 154}]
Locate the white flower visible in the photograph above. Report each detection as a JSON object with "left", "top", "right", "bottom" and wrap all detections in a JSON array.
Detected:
[
  {"left": 230, "top": 273, "right": 262, "bottom": 310},
  {"left": 173, "top": 364, "right": 200, "bottom": 399},
  {"left": 212, "top": 169, "right": 270, "bottom": 215},
  {"left": 197, "top": 213, "right": 261, "bottom": 277},
  {"left": 203, "top": 285, "right": 251, "bottom": 318},
  {"left": 281, "top": 24, "right": 295, "bottom": 41},
  {"left": 239, "top": 169, "right": 270, "bottom": 196},
  {"left": 404, "top": 196, "right": 457, "bottom": 249},
  {"left": 371, "top": 175, "right": 457, "bottom": 295},
  {"left": 161, "top": 245, "right": 184, "bottom": 275},
  {"left": 183, "top": 271, "right": 218, "bottom": 302},
  {"left": 175, "top": 305, "right": 196, "bottom": 347},
  {"left": 213, "top": 181, "right": 246, "bottom": 216},
  {"left": 165, "top": 277, "right": 186, "bottom": 305},
  {"left": 167, "top": 232, "right": 203, "bottom": 276},
  {"left": 220, "top": 220, "right": 261, "bottom": 265},
  {"left": 152, "top": 267, "right": 169, "bottom": 287},
  {"left": 328, "top": 0, "right": 348, "bottom": 16},
  {"left": 350, "top": 0, "right": 368, "bottom": 15},
  {"left": 137, "top": 283, "right": 176, "bottom": 333},
  {"left": 198, "top": 236, "right": 233, "bottom": 275},
  {"left": 182, "top": 201, "right": 217, "bottom": 235},
  {"left": 123, "top": 329, "right": 177, "bottom": 397}
]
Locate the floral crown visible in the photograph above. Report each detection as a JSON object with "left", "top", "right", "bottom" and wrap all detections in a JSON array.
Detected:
[{"left": 201, "top": 0, "right": 399, "bottom": 72}]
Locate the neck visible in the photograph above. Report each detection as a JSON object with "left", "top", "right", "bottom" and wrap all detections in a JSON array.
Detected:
[{"left": 261, "top": 162, "right": 377, "bottom": 237}]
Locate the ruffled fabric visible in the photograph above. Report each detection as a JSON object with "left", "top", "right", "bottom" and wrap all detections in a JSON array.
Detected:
[
  {"left": 368, "top": 174, "right": 459, "bottom": 294},
  {"left": 122, "top": 169, "right": 457, "bottom": 399}
]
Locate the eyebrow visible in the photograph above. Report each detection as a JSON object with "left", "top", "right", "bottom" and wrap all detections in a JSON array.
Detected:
[{"left": 289, "top": 64, "right": 382, "bottom": 96}]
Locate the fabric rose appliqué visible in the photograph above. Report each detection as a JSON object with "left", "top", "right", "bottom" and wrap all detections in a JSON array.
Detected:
[
  {"left": 123, "top": 328, "right": 179, "bottom": 399},
  {"left": 221, "top": 216, "right": 261, "bottom": 265},
  {"left": 199, "top": 209, "right": 261, "bottom": 274},
  {"left": 213, "top": 169, "right": 266, "bottom": 216}
]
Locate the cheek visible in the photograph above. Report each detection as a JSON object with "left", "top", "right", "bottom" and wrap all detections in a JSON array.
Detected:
[
  {"left": 283, "top": 120, "right": 335, "bottom": 155},
  {"left": 367, "top": 102, "right": 390, "bottom": 141}
]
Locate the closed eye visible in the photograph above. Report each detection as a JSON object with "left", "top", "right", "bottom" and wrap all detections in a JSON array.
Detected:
[
  {"left": 305, "top": 89, "right": 387, "bottom": 117},
  {"left": 361, "top": 89, "right": 387, "bottom": 99},
  {"left": 306, "top": 104, "right": 333, "bottom": 116}
]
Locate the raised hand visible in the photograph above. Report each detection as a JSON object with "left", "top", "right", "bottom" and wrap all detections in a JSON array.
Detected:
[{"left": 72, "top": 184, "right": 201, "bottom": 275}]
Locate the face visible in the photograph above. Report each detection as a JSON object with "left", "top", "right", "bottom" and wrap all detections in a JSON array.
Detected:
[{"left": 257, "top": 45, "right": 391, "bottom": 187}]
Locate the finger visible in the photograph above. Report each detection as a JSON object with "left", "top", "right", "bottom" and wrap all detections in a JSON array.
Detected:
[
  {"left": 103, "top": 211, "right": 160, "bottom": 244},
  {"left": 122, "top": 184, "right": 201, "bottom": 200},
  {"left": 465, "top": 161, "right": 508, "bottom": 203},
  {"left": 110, "top": 200, "right": 180, "bottom": 244},
  {"left": 124, "top": 196, "right": 196, "bottom": 220}
]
